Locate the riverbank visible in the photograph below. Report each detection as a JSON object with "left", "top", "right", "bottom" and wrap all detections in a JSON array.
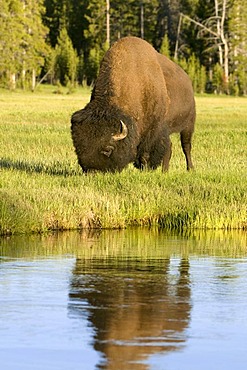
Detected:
[{"left": 0, "top": 86, "right": 246, "bottom": 235}]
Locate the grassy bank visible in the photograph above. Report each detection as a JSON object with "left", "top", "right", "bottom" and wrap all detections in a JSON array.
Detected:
[{"left": 0, "top": 86, "right": 246, "bottom": 235}]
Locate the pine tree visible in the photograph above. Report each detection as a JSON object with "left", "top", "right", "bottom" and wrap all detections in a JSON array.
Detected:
[
  {"left": 140, "top": 0, "right": 159, "bottom": 43},
  {"left": 110, "top": 0, "right": 137, "bottom": 40},
  {"left": 229, "top": 0, "right": 247, "bottom": 95},
  {"left": 110, "top": 0, "right": 158, "bottom": 43},
  {"left": 0, "top": 0, "right": 49, "bottom": 89},
  {"left": 160, "top": 34, "right": 170, "bottom": 58},
  {"left": 53, "top": 27, "right": 78, "bottom": 86},
  {"left": 21, "top": 0, "right": 50, "bottom": 90},
  {"left": 0, "top": 0, "right": 24, "bottom": 88},
  {"left": 155, "top": 0, "right": 181, "bottom": 50},
  {"left": 84, "top": 0, "right": 107, "bottom": 48},
  {"left": 43, "top": 0, "right": 68, "bottom": 47},
  {"left": 67, "top": 0, "right": 89, "bottom": 55}
]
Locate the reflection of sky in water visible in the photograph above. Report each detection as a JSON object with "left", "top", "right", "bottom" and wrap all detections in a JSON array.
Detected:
[
  {"left": 147, "top": 258, "right": 247, "bottom": 370},
  {"left": 0, "top": 259, "right": 102, "bottom": 369},
  {"left": 0, "top": 259, "right": 90, "bottom": 348},
  {"left": 0, "top": 230, "right": 247, "bottom": 370}
]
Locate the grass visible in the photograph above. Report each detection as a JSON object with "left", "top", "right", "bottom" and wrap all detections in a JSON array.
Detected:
[{"left": 0, "top": 85, "right": 246, "bottom": 235}]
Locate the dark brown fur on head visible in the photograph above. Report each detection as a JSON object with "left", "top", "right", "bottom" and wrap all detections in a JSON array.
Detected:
[{"left": 71, "top": 104, "right": 138, "bottom": 172}]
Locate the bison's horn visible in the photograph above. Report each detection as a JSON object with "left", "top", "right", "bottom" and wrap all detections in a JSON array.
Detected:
[{"left": 112, "top": 120, "right": 128, "bottom": 141}]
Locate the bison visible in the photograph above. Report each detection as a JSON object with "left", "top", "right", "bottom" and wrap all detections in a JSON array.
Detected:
[{"left": 71, "top": 36, "right": 195, "bottom": 173}]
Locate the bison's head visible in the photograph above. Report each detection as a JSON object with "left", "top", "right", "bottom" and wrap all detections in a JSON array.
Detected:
[{"left": 71, "top": 108, "right": 137, "bottom": 172}]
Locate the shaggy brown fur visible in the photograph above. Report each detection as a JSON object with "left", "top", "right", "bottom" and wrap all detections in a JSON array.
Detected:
[{"left": 71, "top": 36, "right": 195, "bottom": 172}]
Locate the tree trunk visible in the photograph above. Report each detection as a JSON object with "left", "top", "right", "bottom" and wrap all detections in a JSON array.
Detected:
[
  {"left": 22, "top": 68, "right": 26, "bottom": 90},
  {"left": 140, "top": 2, "right": 144, "bottom": 39},
  {"left": 10, "top": 73, "right": 16, "bottom": 90},
  {"left": 221, "top": 0, "right": 229, "bottom": 88},
  {"left": 106, "top": 0, "right": 110, "bottom": 45},
  {"left": 32, "top": 69, "right": 36, "bottom": 91},
  {"left": 215, "top": 0, "right": 229, "bottom": 90},
  {"left": 215, "top": 0, "right": 223, "bottom": 66}
]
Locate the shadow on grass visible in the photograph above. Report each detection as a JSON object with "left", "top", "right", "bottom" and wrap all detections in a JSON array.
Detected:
[{"left": 0, "top": 157, "right": 80, "bottom": 177}]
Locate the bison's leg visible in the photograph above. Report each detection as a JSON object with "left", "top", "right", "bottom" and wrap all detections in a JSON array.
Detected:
[
  {"left": 161, "top": 136, "right": 172, "bottom": 172},
  {"left": 180, "top": 129, "right": 194, "bottom": 171}
]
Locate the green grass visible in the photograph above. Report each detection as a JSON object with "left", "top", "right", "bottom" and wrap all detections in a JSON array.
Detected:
[{"left": 0, "top": 86, "right": 246, "bottom": 235}]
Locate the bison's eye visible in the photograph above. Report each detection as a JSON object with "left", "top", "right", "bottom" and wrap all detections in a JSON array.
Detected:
[{"left": 101, "top": 145, "right": 115, "bottom": 157}]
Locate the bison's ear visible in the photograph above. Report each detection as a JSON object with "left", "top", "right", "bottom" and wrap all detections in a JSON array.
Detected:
[
  {"left": 112, "top": 120, "right": 128, "bottom": 141},
  {"left": 101, "top": 145, "right": 115, "bottom": 157}
]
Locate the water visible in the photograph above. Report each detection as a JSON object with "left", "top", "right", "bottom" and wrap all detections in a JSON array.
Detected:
[{"left": 0, "top": 229, "right": 246, "bottom": 370}]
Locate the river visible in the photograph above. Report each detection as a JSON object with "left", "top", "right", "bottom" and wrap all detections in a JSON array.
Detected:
[{"left": 0, "top": 229, "right": 246, "bottom": 369}]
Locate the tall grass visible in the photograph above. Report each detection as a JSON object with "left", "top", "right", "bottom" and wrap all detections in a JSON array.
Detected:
[{"left": 0, "top": 86, "right": 246, "bottom": 235}]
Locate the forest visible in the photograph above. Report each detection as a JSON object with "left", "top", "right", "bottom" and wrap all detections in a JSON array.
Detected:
[{"left": 0, "top": 0, "right": 246, "bottom": 95}]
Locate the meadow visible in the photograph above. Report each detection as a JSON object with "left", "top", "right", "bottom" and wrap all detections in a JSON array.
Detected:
[{"left": 0, "top": 85, "right": 246, "bottom": 235}]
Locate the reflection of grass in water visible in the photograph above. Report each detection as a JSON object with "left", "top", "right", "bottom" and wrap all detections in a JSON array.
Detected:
[
  {"left": 0, "top": 88, "right": 246, "bottom": 234},
  {"left": 0, "top": 229, "right": 246, "bottom": 260}
]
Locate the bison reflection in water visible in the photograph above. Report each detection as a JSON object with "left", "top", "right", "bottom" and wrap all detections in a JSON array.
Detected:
[
  {"left": 71, "top": 36, "right": 195, "bottom": 173},
  {"left": 68, "top": 258, "right": 191, "bottom": 369}
]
